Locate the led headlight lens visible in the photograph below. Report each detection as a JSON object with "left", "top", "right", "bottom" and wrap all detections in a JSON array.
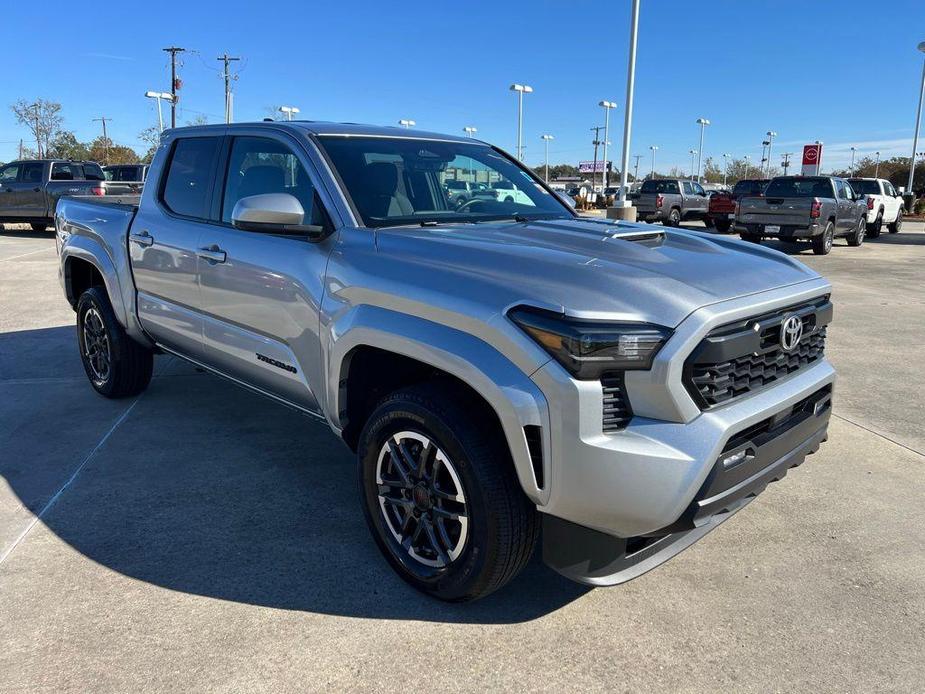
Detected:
[{"left": 509, "top": 306, "right": 672, "bottom": 380}]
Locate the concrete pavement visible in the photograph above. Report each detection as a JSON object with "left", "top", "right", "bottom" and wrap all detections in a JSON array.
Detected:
[{"left": 1, "top": 223, "right": 923, "bottom": 692}]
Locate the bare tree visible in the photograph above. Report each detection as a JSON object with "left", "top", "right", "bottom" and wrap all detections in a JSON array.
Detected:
[{"left": 10, "top": 98, "right": 63, "bottom": 158}]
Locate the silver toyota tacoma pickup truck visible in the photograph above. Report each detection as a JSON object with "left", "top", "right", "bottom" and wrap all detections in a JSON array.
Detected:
[{"left": 56, "top": 122, "right": 835, "bottom": 602}]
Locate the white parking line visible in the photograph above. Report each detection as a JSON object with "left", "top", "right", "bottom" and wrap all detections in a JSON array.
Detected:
[
  {"left": 0, "top": 248, "right": 54, "bottom": 262},
  {"left": 0, "top": 396, "right": 142, "bottom": 566}
]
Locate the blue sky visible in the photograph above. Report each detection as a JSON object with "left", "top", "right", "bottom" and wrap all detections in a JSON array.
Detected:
[{"left": 2, "top": 0, "right": 924, "bottom": 172}]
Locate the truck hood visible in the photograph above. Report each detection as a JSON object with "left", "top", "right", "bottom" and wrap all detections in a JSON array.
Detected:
[{"left": 374, "top": 217, "right": 823, "bottom": 328}]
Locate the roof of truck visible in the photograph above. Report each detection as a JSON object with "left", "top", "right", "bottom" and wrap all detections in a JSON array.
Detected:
[{"left": 163, "top": 121, "right": 477, "bottom": 144}]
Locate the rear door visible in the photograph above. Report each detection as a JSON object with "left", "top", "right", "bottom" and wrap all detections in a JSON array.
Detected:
[
  {"left": 195, "top": 131, "right": 336, "bottom": 413},
  {"left": 691, "top": 181, "right": 709, "bottom": 216},
  {"left": 882, "top": 180, "right": 900, "bottom": 220},
  {"left": 129, "top": 134, "right": 224, "bottom": 358},
  {"left": 10, "top": 162, "right": 47, "bottom": 218},
  {"left": 833, "top": 179, "right": 854, "bottom": 233}
]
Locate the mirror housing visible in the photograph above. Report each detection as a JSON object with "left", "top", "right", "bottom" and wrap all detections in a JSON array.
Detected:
[{"left": 231, "top": 193, "right": 329, "bottom": 241}]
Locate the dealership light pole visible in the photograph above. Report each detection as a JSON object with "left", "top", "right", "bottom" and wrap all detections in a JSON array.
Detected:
[
  {"left": 722, "top": 153, "right": 730, "bottom": 186},
  {"left": 766, "top": 131, "right": 777, "bottom": 176},
  {"left": 463, "top": 126, "right": 477, "bottom": 138},
  {"left": 633, "top": 154, "right": 642, "bottom": 181},
  {"left": 874, "top": 151, "right": 881, "bottom": 177},
  {"left": 849, "top": 146, "right": 857, "bottom": 175},
  {"left": 617, "top": 0, "right": 640, "bottom": 204},
  {"left": 145, "top": 91, "right": 174, "bottom": 132},
  {"left": 541, "top": 134, "right": 554, "bottom": 182},
  {"left": 649, "top": 145, "right": 658, "bottom": 178},
  {"left": 279, "top": 106, "right": 300, "bottom": 121},
  {"left": 907, "top": 42, "right": 925, "bottom": 193},
  {"left": 695, "top": 118, "right": 709, "bottom": 182},
  {"left": 599, "top": 100, "right": 617, "bottom": 187},
  {"left": 398, "top": 119, "right": 415, "bottom": 128},
  {"left": 509, "top": 83, "right": 533, "bottom": 160},
  {"left": 688, "top": 149, "right": 698, "bottom": 181}
]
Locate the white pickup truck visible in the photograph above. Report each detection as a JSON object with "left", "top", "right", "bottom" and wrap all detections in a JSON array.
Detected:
[{"left": 846, "top": 178, "right": 904, "bottom": 237}]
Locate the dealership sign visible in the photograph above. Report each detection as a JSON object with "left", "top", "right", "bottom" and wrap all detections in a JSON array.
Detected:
[
  {"left": 801, "top": 144, "right": 823, "bottom": 176},
  {"left": 578, "top": 160, "right": 611, "bottom": 173}
]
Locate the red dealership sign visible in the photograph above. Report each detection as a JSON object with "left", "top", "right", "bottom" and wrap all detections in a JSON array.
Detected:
[{"left": 801, "top": 144, "right": 823, "bottom": 175}]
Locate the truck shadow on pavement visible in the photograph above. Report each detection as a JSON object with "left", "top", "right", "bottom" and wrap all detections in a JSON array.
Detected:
[{"left": 1, "top": 327, "right": 589, "bottom": 624}]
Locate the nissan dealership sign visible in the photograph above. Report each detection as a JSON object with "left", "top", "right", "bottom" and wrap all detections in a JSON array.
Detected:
[{"left": 801, "top": 144, "right": 823, "bottom": 176}]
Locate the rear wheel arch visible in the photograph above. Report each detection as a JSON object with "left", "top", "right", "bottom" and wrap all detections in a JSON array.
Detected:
[{"left": 64, "top": 256, "right": 106, "bottom": 309}]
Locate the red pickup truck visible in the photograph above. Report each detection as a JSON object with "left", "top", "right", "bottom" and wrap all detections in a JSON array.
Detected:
[{"left": 706, "top": 179, "right": 769, "bottom": 233}]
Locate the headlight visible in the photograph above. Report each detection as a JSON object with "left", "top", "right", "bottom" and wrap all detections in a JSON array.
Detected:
[{"left": 509, "top": 306, "right": 672, "bottom": 380}]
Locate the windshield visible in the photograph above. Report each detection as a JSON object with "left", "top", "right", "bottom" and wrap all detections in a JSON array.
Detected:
[
  {"left": 317, "top": 136, "right": 572, "bottom": 227},
  {"left": 847, "top": 179, "right": 880, "bottom": 195},
  {"left": 764, "top": 177, "right": 831, "bottom": 198}
]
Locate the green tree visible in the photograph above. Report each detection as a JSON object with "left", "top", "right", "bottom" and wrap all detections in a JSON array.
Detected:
[
  {"left": 10, "top": 98, "right": 63, "bottom": 158},
  {"left": 46, "top": 131, "right": 91, "bottom": 160},
  {"left": 138, "top": 126, "right": 161, "bottom": 164},
  {"left": 88, "top": 137, "right": 139, "bottom": 165}
]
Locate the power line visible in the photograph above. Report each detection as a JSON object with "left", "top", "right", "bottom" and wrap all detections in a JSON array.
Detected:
[{"left": 162, "top": 46, "right": 186, "bottom": 128}]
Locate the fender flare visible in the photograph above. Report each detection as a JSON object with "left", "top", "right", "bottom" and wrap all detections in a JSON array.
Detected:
[
  {"left": 61, "top": 237, "right": 128, "bottom": 325},
  {"left": 327, "top": 305, "right": 551, "bottom": 505}
]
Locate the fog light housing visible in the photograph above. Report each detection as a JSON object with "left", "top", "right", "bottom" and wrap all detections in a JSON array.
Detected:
[{"left": 720, "top": 448, "right": 750, "bottom": 470}]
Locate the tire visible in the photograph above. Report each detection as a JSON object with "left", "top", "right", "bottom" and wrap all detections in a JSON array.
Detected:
[
  {"left": 357, "top": 381, "right": 539, "bottom": 602},
  {"left": 888, "top": 208, "right": 903, "bottom": 234},
  {"left": 714, "top": 220, "right": 732, "bottom": 233},
  {"left": 740, "top": 232, "right": 761, "bottom": 243},
  {"left": 703, "top": 215, "right": 715, "bottom": 228},
  {"left": 866, "top": 210, "right": 883, "bottom": 238},
  {"left": 846, "top": 216, "right": 865, "bottom": 247},
  {"left": 31, "top": 223, "right": 48, "bottom": 232},
  {"left": 812, "top": 221, "right": 835, "bottom": 255},
  {"left": 665, "top": 207, "right": 681, "bottom": 227},
  {"left": 76, "top": 287, "right": 153, "bottom": 398}
]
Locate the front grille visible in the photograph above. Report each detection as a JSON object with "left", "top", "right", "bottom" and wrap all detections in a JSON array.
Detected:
[
  {"left": 685, "top": 297, "right": 832, "bottom": 409},
  {"left": 602, "top": 372, "right": 633, "bottom": 432}
]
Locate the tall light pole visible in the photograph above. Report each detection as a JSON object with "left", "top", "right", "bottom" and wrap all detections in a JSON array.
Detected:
[
  {"left": 145, "top": 91, "right": 174, "bottom": 132},
  {"left": 649, "top": 145, "right": 658, "bottom": 178},
  {"left": 760, "top": 140, "right": 770, "bottom": 175},
  {"left": 541, "top": 134, "right": 554, "bottom": 182},
  {"left": 875, "top": 151, "right": 881, "bottom": 177},
  {"left": 398, "top": 119, "right": 416, "bottom": 128},
  {"left": 688, "top": 149, "right": 698, "bottom": 181},
  {"left": 617, "top": 0, "right": 640, "bottom": 203},
  {"left": 633, "top": 154, "right": 643, "bottom": 181},
  {"left": 906, "top": 42, "right": 925, "bottom": 194},
  {"left": 850, "top": 146, "right": 857, "bottom": 175},
  {"left": 509, "top": 84, "right": 533, "bottom": 160},
  {"left": 766, "top": 131, "right": 777, "bottom": 176},
  {"left": 599, "top": 100, "right": 617, "bottom": 187},
  {"left": 722, "top": 153, "right": 730, "bottom": 186},
  {"left": 744, "top": 154, "right": 752, "bottom": 179},
  {"left": 695, "top": 118, "right": 710, "bottom": 182},
  {"left": 279, "top": 106, "right": 300, "bottom": 121},
  {"left": 463, "top": 126, "right": 477, "bottom": 138}
]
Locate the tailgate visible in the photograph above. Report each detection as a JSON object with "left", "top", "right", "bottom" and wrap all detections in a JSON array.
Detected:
[
  {"left": 738, "top": 197, "right": 814, "bottom": 226},
  {"left": 635, "top": 194, "right": 659, "bottom": 212}
]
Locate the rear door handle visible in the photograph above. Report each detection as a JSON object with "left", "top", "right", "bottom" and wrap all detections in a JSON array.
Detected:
[
  {"left": 129, "top": 230, "right": 154, "bottom": 247},
  {"left": 197, "top": 245, "right": 226, "bottom": 263}
]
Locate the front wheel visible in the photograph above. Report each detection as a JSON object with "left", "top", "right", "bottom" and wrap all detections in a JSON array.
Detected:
[
  {"left": 77, "top": 287, "right": 153, "bottom": 398},
  {"left": 846, "top": 216, "right": 866, "bottom": 247},
  {"left": 888, "top": 209, "right": 903, "bottom": 234},
  {"left": 812, "top": 222, "right": 835, "bottom": 255},
  {"left": 358, "top": 382, "right": 539, "bottom": 602}
]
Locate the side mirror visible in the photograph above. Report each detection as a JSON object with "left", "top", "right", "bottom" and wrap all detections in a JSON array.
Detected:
[{"left": 232, "top": 193, "right": 329, "bottom": 241}]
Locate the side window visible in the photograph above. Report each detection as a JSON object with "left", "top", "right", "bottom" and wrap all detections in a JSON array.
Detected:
[
  {"left": 692, "top": 182, "right": 705, "bottom": 196},
  {"left": 221, "top": 136, "right": 316, "bottom": 226},
  {"left": 0, "top": 164, "right": 20, "bottom": 182},
  {"left": 20, "top": 162, "right": 44, "bottom": 184},
  {"left": 834, "top": 180, "right": 847, "bottom": 199},
  {"left": 884, "top": 181, "right": 895, "bottom": 196},
  {"left": 83, "top": 163, "right": 105, "bottom": 181},
  {"left": 682, "top": 181, "right": 694, "bottom": 195},
  {"left": 161, "top": 137, "right": 221, "bottom": 219},
  {"left": 51, "top": 163, "right": 77, "bottom": 180}
]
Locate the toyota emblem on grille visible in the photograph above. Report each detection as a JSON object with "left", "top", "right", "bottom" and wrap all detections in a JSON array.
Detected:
[{"left": 780, "top": 315, "right": 803, "bottom": 352}]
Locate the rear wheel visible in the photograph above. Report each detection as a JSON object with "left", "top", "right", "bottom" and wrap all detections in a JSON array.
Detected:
[
  {"left": 703, "top": 215, "right": 714, "bottom": 228},
  {"left": 77, "top": 287, "right": 153, "bottom": 398},
  {"left": 812, "top": 221, "right": 835, "bottom": 255},
  {"left": 867, "top": 210, "right": 883, "bottom": 238},
  {"left": 666, "top": 207, "right": 681, "bottom": 227},
  {"left": 888, "top": 208, "right": 903, "bottom": 234},
  {"left": 358, "top": 382, "right": 539, "bottom": 602},
  {"left": 846, "top": 216, "right": 865, "bottom": 247},
  {"left": 714, "top": 220, "right": 732, "bottom": 233},
  {"left": 740, "top": 232, "right": 761, "bottom": 243}
]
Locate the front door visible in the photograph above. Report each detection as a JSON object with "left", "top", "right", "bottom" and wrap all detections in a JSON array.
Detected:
[
  {"left": 196, "top": 133, "right": 334, "bottom": 413},
  {"left": 0, "top": 163, "right": 20, "bottom": 219},
  {"left": 16, "top": 162, "right": 48, "bottom": 218},
  {"left": 129, "top": 135, "right": 223, "bottom": 358}
]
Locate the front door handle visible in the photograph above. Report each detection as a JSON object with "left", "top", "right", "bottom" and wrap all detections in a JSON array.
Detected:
[
  {"left": 129, "top": 230, "right": 154, "bottom": 247},
  {"left": 197, "top": 245, "right": 226, "bottom": 263}
]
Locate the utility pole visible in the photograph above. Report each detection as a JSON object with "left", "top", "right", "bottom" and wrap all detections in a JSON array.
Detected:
[
  {"left": 31, "top": 103, "right": 42, "bottom": 158},
  {"left": 217, "top": 53, "right": 241, "bottom": 124},
  {"left": 633, "top": 154, "right": 642, "bottom": 181},
  {"left": 781, "top": 152, "right": 793, "bottom": 175},
  {"left": 92, "top": 117, "right": 111, "bottom": 164},
  {"left": 19, "top": 139, "right": 24, "bottom": 159},
  {"left": 874, "top": 151, "right": 881, "bottom": 178},
  {"left": 162, "top": 46, "right": 186, "bottom": 128},
  {"left": 590, "top": 126, "right": 604, "bottom": 191}
]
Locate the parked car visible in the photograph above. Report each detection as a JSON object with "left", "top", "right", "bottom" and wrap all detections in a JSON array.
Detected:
[
  {"left": 56, "top": 121, "right": 835, "bottom": 601},
  {"left": 104, "top": 164, "right": 149, "bottom": 186},
  {"left": 471, "top": 179, "right": 533, "bottom": 205},
  {"left": 634, "top": 178, "right": 709, "bottom": 226},
  {"left": 599, "top": 186, "right": 624, "bottom": 207},
  {"left": 846, "top": 177, "right": 904, "bottom": 237},
  {"left": 735, "top": 176, "right": 867, "bottom": 254},
  {"left": 704, "top": 191, "right": 736, "bottom": 232},
  {"left": 0, "top": 159, "right": 137, "bottom": 230}
]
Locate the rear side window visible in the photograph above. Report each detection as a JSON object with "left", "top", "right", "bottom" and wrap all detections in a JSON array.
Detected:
[
  {"left": 82, "top": 163, "right": 105, "bottom": 181},
  {"left": 161, "top": 137, "right": 221, "bottom": 219},
  {"left": 0, "top": 164, "right": 20, "bottom": 182},
  {"left": 51, "top": 163, "right": 78, "bottom": 180},
  {"left": 641, "top": 179, "right": 679, "bottom": 194}
]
